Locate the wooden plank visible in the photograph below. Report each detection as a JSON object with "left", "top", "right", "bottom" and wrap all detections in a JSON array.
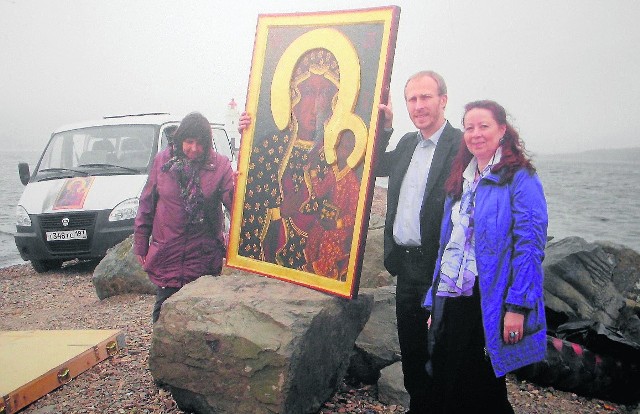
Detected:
[{"left": 0, "top": 330, "right": 124, "bottom": 414}]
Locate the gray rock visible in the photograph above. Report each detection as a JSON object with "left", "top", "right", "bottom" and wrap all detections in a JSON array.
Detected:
[
  {"left": 92, "top": 235, "right": 155, "bottom": 299},
  {"left": 377, "top": 362, "right": 409, "bottom": 408},
  {"left": 596, "top": 241, "right": 640, "bottom": 305},
  {"left": 368, "top": 213, "right": 385, "bottom": 230},
  {"left": 348, "top": 286, "right": 400, "bottom": 384},
  {"left": 543, "top": 236, "right": 625, "bottom": 327},
  {"left": 515, "top": 335, "right": 640, "bottom": 404},
  {"left": 346, "top": 220, "right": 398, "bottom": 386},
  {"left": 525, "top": 237, "right": 640, "bottom": 404},
  {"left": 359, "top": 223, "right": 394, "bottom": 289},
  {"left": 596, "top": 241, "right": 640, "bottom": 347},
  {"left": 149, "top": 269, "right": 373, "bottom": 414}
]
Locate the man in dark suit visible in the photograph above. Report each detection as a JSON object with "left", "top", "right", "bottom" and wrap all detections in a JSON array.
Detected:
[{"left": 375, "top": 71, "right": 462, "bottom": 413}]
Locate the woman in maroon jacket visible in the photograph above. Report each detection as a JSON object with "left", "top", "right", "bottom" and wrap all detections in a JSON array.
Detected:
[{"left": 134, "top": 112, "right": 235, "bottom": 322}]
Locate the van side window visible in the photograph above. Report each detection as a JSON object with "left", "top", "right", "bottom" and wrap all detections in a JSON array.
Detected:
[{"left": 160, "top": 125, "right": 178, "bottom": 150}]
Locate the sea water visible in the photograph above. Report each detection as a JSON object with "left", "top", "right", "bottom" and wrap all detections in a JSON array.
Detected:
[
  {"left": 536, "top": 156, "right": 639, "bottom": 250},
  {"left": 0, "top": 150, "right": 40, "bottom": 268},
  {"left": 374, "top": 154, "right": 639, "bottom": 252},
  {"left": 1, "top": 150, "right": 638, "bottom": 269}
]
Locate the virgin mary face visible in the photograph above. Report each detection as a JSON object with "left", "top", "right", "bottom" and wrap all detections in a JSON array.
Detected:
[{"left": 293, "top": 73, "right": 338, "bottom": 139}]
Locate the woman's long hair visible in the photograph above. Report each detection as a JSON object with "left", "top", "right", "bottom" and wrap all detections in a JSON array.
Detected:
[{"left": 444, "top": 100, "right": 535, "bottom": 200}]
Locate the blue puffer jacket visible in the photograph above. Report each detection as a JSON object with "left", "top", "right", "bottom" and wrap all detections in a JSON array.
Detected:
[{"left": 424, "top": 167, "right": 548, "bottom": 377}]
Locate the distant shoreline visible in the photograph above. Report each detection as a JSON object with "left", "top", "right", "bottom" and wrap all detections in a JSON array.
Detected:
[{"left": 535, "top": 146, "right": 640, "bottom": 162}]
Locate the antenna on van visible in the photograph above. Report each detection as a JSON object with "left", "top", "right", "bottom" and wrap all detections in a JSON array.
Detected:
[{"left": 103, "top": 112, "right": 169, "bottom": 119}]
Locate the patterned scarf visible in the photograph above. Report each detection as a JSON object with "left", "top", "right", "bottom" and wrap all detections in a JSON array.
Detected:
[{"left": 161, "top": 144, "right": 206, "bottom": 225}]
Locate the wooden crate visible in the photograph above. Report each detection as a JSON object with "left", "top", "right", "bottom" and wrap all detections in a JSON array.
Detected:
[{"left": 0, "top": 330, "right": 125, "bottom": 414}]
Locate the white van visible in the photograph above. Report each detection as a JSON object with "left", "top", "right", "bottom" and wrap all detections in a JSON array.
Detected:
[{"left": 15, "top": 113, "right": 235, "bottom": 272}]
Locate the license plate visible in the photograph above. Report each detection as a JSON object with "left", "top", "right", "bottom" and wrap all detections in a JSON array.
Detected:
[{"left": 46, "top": 229, "right": 87, "bottom": 241}]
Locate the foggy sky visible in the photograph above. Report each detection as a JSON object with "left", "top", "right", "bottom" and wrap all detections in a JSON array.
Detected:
[{"left": 1, "top": 0, "right": 639, "bottom": 155}]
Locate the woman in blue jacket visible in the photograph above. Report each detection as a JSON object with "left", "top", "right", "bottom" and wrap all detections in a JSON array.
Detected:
[{"left": 423, "top": 100, "right": 548, "bottom": 413}]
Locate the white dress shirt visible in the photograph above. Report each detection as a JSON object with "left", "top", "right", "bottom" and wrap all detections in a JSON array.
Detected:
[{"left": 393, "top": 122, "right": 446, "bottom": 246}]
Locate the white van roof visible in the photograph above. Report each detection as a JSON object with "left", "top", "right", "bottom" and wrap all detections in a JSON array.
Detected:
[{"left": 52, "top": 113, "right": 225, "bottom": 134}]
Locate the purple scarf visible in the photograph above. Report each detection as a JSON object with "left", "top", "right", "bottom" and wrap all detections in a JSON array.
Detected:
[{"left": 161, "top": 145, "right": 206, "bottom": 225}]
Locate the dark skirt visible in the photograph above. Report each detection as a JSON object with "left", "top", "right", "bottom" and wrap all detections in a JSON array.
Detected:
[{"left": 429, "top": 284, "right": 514, "bottom": 413}]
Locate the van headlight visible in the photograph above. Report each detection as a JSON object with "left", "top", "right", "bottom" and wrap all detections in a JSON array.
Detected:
[
  {"left": 109, "top": 198, "right": 139, "bottom": 222},
  {"left": 16, "top": 205, "right": 32, "bottom": 227}
]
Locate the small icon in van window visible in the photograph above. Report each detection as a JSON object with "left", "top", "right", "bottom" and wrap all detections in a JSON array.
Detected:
[{"left": 53, "top": 177, "right": 95, "bottom": 210}]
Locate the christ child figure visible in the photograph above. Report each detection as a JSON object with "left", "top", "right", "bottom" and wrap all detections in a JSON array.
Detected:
[{"left": 304, "top": 132, "right": 360, "bottom": 279}]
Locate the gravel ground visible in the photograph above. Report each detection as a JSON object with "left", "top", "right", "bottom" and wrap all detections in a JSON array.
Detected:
[
  {"left": 1, "top": 189, "right": 637, "bottom": 413},
  {"left": 2, "top": 263, "right": 637, "bottom": 413}
]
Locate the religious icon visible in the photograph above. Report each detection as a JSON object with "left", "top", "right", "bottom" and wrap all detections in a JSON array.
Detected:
[
  {"left": 227, "top": 6, "right": 400, "bottom": 299},
  {"left": 53, "top": 177, "right": 95, "bottom": 210}
]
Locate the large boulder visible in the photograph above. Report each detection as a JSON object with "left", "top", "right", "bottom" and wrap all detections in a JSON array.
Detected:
[
  {"left": 149, "top": 269, "right": 373, "bottom": 414},
  {"left": 346, "top": 215, "right": 399, "bottom": 386},
  {"left": 347, "top": 286, "right": 400, "bottom": 384},
  {"left": 543, "top": 236, "right": 626, "bottom": 328},
  {"left": 528, "top": 237, "right": 640, "bottom": 404},
  {"left": 92, "top": 235, "right": 155, "bottom": 299},
  {"left": 597, "top": 241, "right": 640, "bottom": 305},
  {"left": 515, "top": 335, "right": 640, "bottom": 404},
  {"left": 359, "top": 216, "right": 394, "bottom": 289},
  {"left": 596, "top": 242, "right": 640, "bottom": 348},
  {"left": 377, "top": 361, "right": 409, "bottom": 408}
]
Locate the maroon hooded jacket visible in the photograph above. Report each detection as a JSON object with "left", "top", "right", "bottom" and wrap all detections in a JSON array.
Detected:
[{"left": 134, "top": 147, "right": 234, "bottom": 288}]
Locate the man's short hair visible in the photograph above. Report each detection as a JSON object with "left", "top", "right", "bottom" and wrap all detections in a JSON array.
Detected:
[{"left": 404, "top": 70, "right": 448, "bottom": 97}]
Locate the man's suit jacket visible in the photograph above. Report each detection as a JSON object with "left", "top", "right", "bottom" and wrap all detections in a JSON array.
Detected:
[{"left": 375, "top": 122, "right": 462, "bottom": 278}]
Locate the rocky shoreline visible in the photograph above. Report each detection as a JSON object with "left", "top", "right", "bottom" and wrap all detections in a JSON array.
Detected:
[
  {"left": 1, "top": 187, "right": 637, "bottom": 413},
  {"left": 1, "top": 262, "right": 635, "bottom": 413}
]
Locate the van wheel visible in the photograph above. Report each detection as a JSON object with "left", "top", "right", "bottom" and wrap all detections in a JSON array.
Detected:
[{"left": 31, "top": 259, "right": 63, "bottom": 273}]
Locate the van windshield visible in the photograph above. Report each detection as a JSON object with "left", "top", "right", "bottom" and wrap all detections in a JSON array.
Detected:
[{"left": 37, "top": 125, "right": 156, "bottom": 178}]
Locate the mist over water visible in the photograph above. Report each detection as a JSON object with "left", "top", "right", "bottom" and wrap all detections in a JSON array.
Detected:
[{"left": 1, "top": 149, "right": 638, "bottom": 269}]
